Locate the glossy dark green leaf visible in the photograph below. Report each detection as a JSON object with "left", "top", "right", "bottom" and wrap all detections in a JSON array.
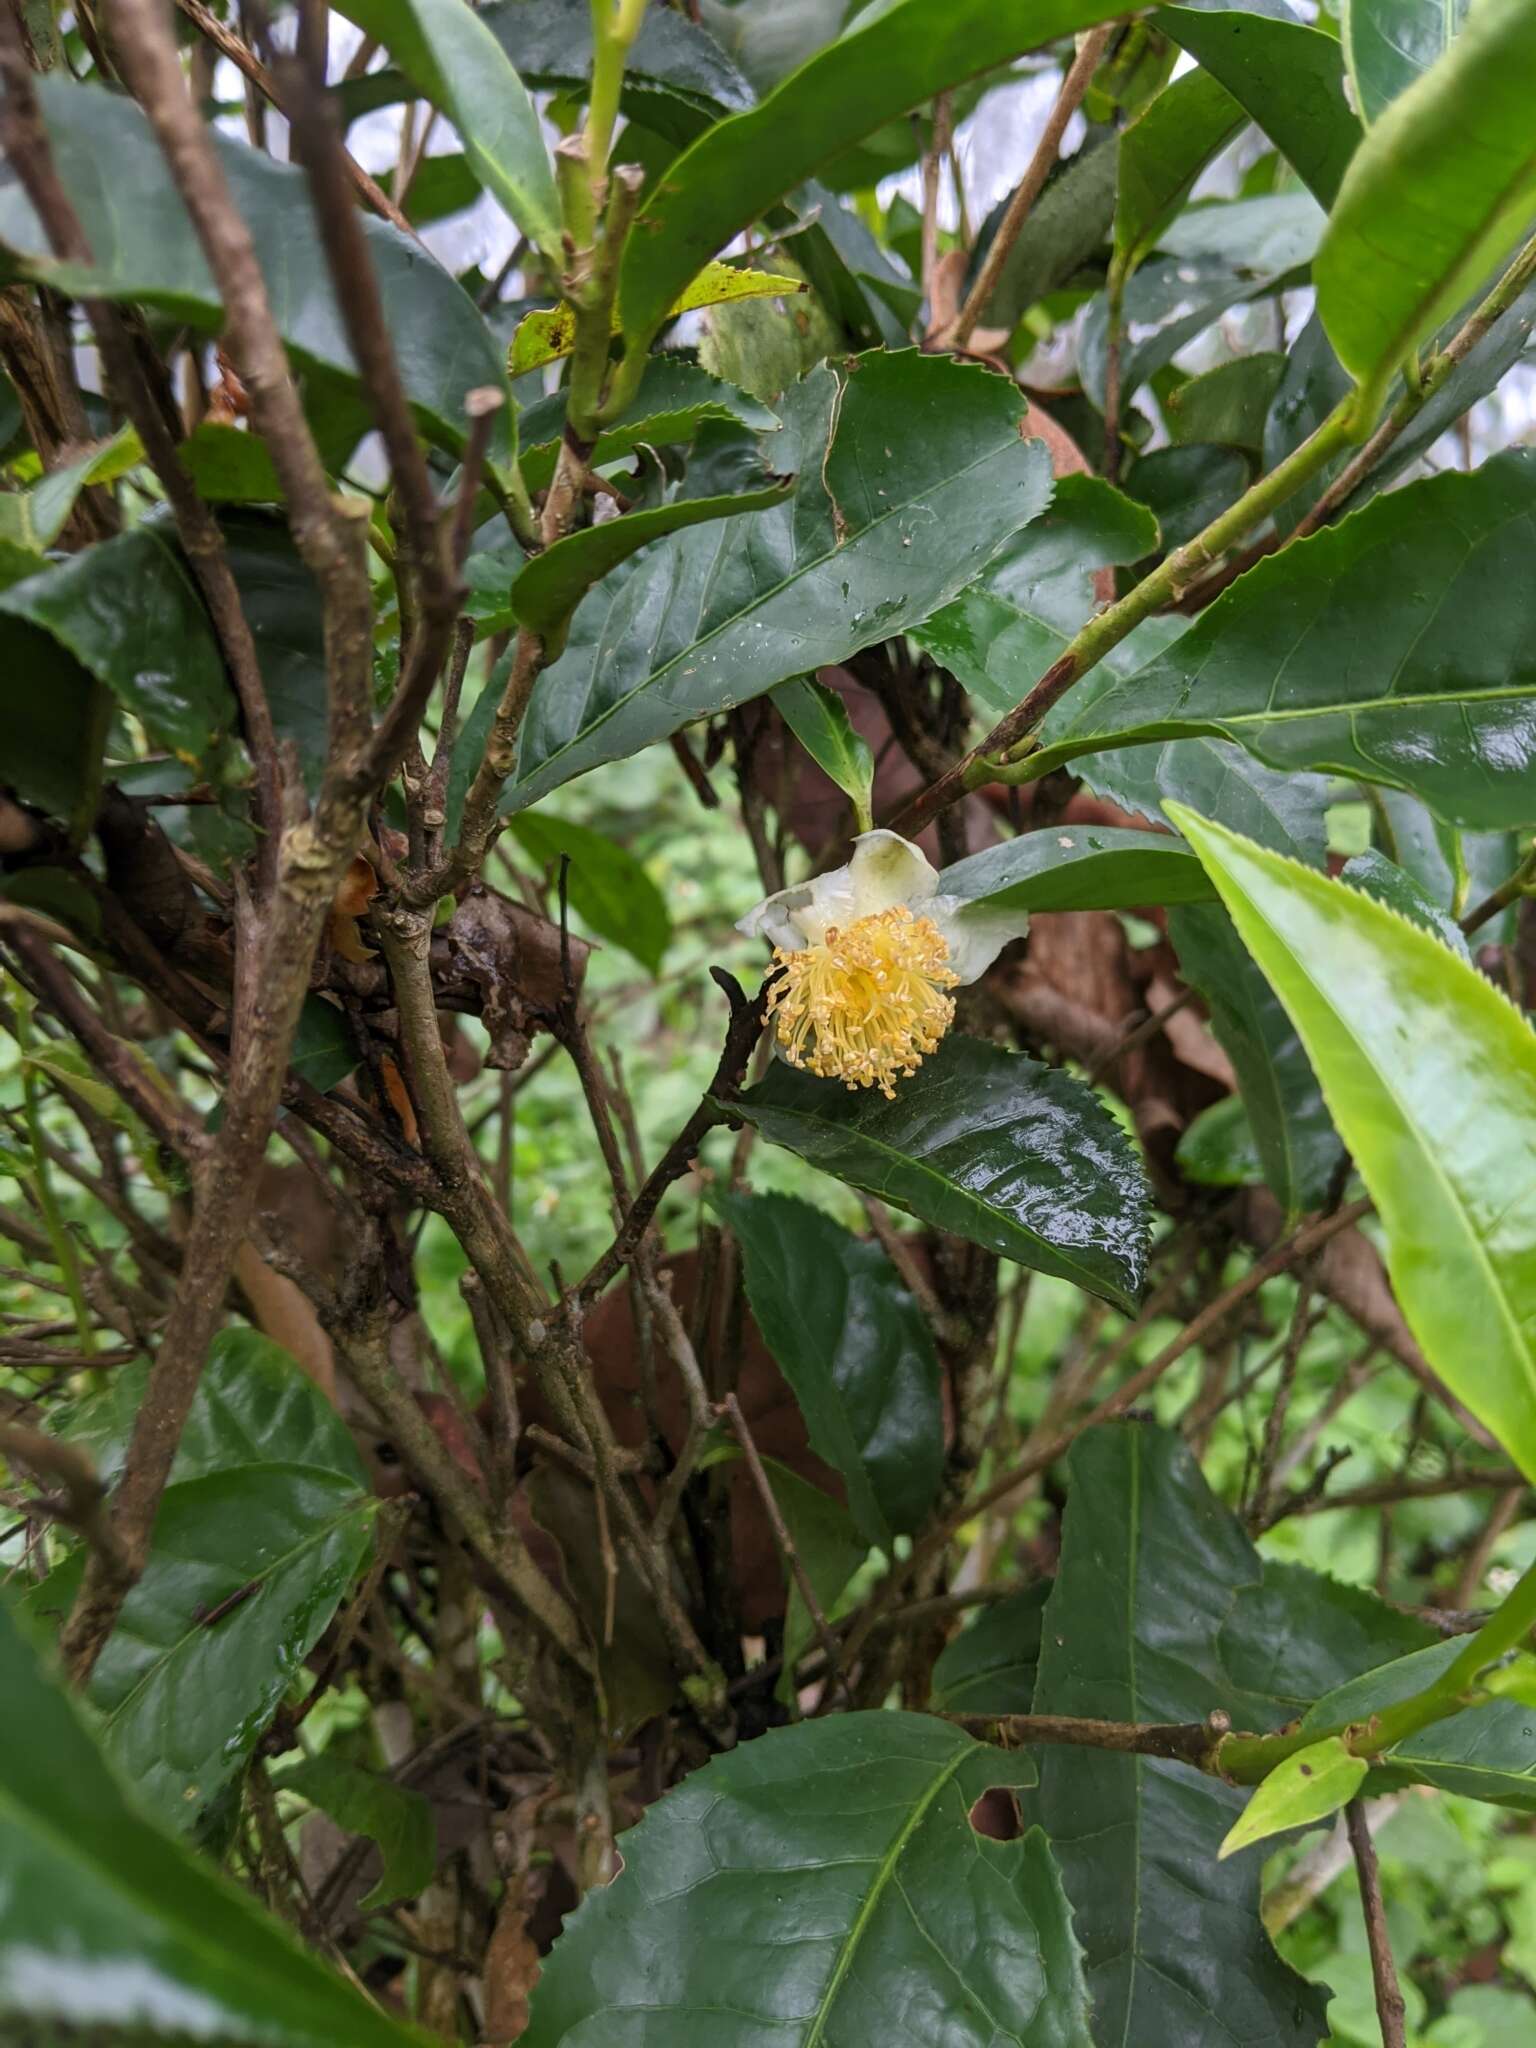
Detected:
[
  {"left": 508, "top": 351, "right": 1052, "bottom": 809},
  {"left": 0, "top": 1600, "right": 424, "bottom": 2047},
  {"left": 26, "top": 1466, "right": 375, "bottom": 1831},
  {"left": 175, "top": 421, "right": 285, "bottom": 503},
  {"left": 1340, "top": 848, "right": 1472, "bottom": 958},
  {"left": 335, "top": 0, "right": 560, "bottom": 258},
  {"left": 58, "top": 1326, "right": 368, "bottom": 1492},
  {"left": 1170, "top": 904, "right": 1342, "bottom": 1218},
  {"left": 522, "top": 1711, "right": 1093, "bottom": 2048},
  {"left": 930, "top": 1585, "right": 1049, "bottom": 1714},
  {"left": 0, "top": 76, "right": 506, "bottom": 458},
  {"left": 1030, "top": 1425, "right": 1427, "bottom": 2048},
  {"left": 221, "top": 513, "right": 330, "bottom": 792},
  {"left": 0, "top": 521, "right": 230, "bottom": 761},
  {"left": 381, "top": 147, "right": 482, "bottom": 225},
  {"left": 1157, "top": 5, "right": 1361, "bottom": 207},
  {"left": 937, "top": 824, "right": 1214, "bottom": 916},
  {"left": 1035, "top": 451, "right": 1536, "bottom": 830},
  {"left": 615, "top": 0, "right": 1130, "bottom": 351},
  {"left": 1172, "top": 805, "right": 1536, "bottom": 1484},
  {"left": 977, "top": 133, "right": 1120, "bottom": 331},
  {"left": 508, "top": 810, "right": 672, "bottom": 974},
  {"left": 1315, "top": 0, "right": 1536, "bottom": 403},
  {"left": 510, "top": 479, "right": 793, "bottom": 636},
  {"left": 518, "top": 356, "right": 780, "bottom": 493},
  {"left": 276, "top": 1757, "right": 436, "bottom": 1912},
  {"left": 1260, "top": 310, "right": 1355, "bottom": 537},
  {"left": 716, "top": 1191, "right": 943, "bottom": 1549},
  {"left": 772, "top": 674, "right": 874, "bottom": 822},
  {"left": 731, "top": 1034, "right": 1151, "bottom": 1312},
  {"left": 1165, "top": 352, "right": 1286, "bottom": 453},
  {"left": 1176, "top": 1093, "right": 1263, "bottom": 1189},
  {"left": 782, "top": 182, "right": 920, "bottom": 348},
  {"left": 912, "top": 472, "right": 1160, "bottom": 721},
  {"left": 761, "top": 1455, "right": 866, "bottom": 1699},
  {"left": 1115, "top": 65, "right": 1246, "bottom": 272},
  {"left": 1343, "top": 0, "right": 1472, "bottom": 124},
  {"left": 1123, "top": 442, "right": 1250, "bottom": 553},
  {"left": 1388, "top": 1699, "right": 1536, "bottom": 1810},
  {"left": 1375, "top": 787, "right": 1522, "bottom": 944}
]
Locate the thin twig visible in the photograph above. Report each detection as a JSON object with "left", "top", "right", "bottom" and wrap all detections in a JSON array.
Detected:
[
  {"left": 945, "top": 28, "right": 1115, "bottom": 351},
  {"left": 1345, "top": 1799, "right": 1408, "bottom": 2048}
]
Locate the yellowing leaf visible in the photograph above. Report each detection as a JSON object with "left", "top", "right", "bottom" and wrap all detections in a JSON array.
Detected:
[
  {"left": 1219, "top": 1737, "right": 1367, "bottom": 1860},
  {"left": 509, "top": 262, "right": 804, "bottom": 375}
]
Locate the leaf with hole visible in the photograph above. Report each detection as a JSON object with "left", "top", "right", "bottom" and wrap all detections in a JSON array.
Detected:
[
  {"left": 730, "top": 1034, "right": 1150, "bottom": 1313},
  {"left": 1170, "top": 803, "right": 1536, "bottom": 1483},
  {"left": 508, "top": 263, "right": 805, "bottom": 375},
  {"left": 521, "top": 1710, "right": 1093, "bottom": 2048}
]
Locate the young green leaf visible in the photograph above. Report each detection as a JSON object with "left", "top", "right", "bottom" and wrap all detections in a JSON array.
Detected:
[
  {"left": 1315, "top": 0, "right": 1536, "bottom": 408},
  {"left": 1168, "top": 803, "right": 1536, "bottom": 1483},
  {"left": 521, "top": 1712, "right": 1093, "bottom": 2048},
  {"left": 772, "top": 676, "right": 875, "bottom": 830},
  {"left": 1218, "top": 1738, "right": 1368, "bottom": 1860},
  {"left": 334, "top": 0, "right": 561, "bottom": 259},
  {"left": 715, "top": 1190, "right": 943, "bottom": 1550},
  {"left": 730, "top": 1035, "right": 1150, "bottom": 1312},
  {"left": 0, "top": 1601, "right": 423, "bottom": 2048}
]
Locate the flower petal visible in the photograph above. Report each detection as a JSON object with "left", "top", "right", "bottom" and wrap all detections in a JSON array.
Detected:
[
  {"left": 846, "top": 830, "right": 940, "bottom": 918},
  {"left": 929, "top": 896, "right": 1030, "bottom": 984},
  {"left": 736, "top": 883, "right": 816, "bottom": 953}
]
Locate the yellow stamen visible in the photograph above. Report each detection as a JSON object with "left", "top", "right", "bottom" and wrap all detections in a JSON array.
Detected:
[{"left": 767, "top": 906, "right": 959, "bottom": 1099}]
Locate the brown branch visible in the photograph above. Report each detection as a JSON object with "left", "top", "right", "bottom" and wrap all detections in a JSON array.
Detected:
[
  {"left": 1346, "top": 1799, "right": 1408, "bottom": 2048},
  {"left": 943, "top": 27, "right": 1116, "bottom": 351},
  {"left": 575, "top": 969, "right": 773, "bottom": 1307},
  {"left": 0, "top": 1423, "right": 130, "bottom": 1577},
  {"left": 948, "top": 1710, "right": 1225, "bottom": 1768},
  {"left": 171, "top": 0, "right": 416, "bottom": 238},
  {"left": 1287, "top": 1465, "right": 1526, "bottom": 1516}
]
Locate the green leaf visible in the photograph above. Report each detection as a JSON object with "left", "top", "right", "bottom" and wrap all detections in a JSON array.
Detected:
[
  {"left": 1176, "top": 1093, "right": 1264, "bottom": 1190},
  {"left": 616, "top": 0, "right": 1131, "bottom": 351},
  {"left": 1159, "top": 190, "right": 1328, "bottom": 274},
  {"left": 978, "top": 132, "right": 1121, "bottom": 331},
  {"left": 1115, "top": 66, "right": 1246, "bottom": 273},
  {"left": 508, "top": 811, "right": 672, "bottom": 974},
  {"left": 276, "top": 1757, "right": 435, "bottom": 1913},
  {"left": 484, "top": 0, "right": 753, "bottom": 143},
  {"left": 0, "top": 521, "right": 231, "bottom": 763},
  {"left": 760, "top": 1455, "right": 867, "bottom": 1702},
  {"left": 1340, "top": 847, "right": 1473, "bottom": 959},
  {"left": 731, "top": 1034, "right": 1151, "bottom": 1313},
  {"left": 1031, "top": 1425, "right": 1383, "bottom": 2048},
  {"left": 334, "top": 0, "right": 560, "bottom": 259},
  {"left": 1343, "top": 0, "right": 1472, "bottom": 124},
  {"left": 1157, "top": 5, "right": 1362, "bottom": 208},
  {"left": 25, "top": 1467, "right": 375, "bottom": 1830},
  {"left": 510, "top": 261, "right": 806, "bottom": 375},
  {"left": 1388, "top": 1698, "right": 1536, "bottom": 1811},
  {"left": 517, "top": 355, "right": 780, "bottom": 494},
  {"left": 1315, "top": 0, "right": 1536, "bottom": 404},
  {"left": 0, "top": 76, "right": 507, "bottom": 459},
  {"left": 175, "top": 421, "right": 284, "bottom": 504},
  {"left": 0, "top": 423, "right": 138, "bottom": 554},
  {"left": 522, "top": 1711, "right": 1093, "bottom": 2048},
  {"left": 772, "top": 675, "right": 875, "bottom": 825},
  {"left": 0, "top": 1600, "right": 424, "bottom": 2047},
  {"left": 509, "top": 479, "right": 793, "bottom": 637},
  {"left": 1123, "top": 443, "right": 1250, "bottom": 554},
  {"left": 1218, "top": 1736, "right": 1368, "bottom": 1859},
  {"left": 291, "top": 992, "right": 362, "bottom": 1093},
  {"left": 1169, "top": 905, "right": 1343, "bottom": 1219},
  {"left": 57, "top": 1326, "right": 368, "bottom": 1491},
  {"left": 506, "top": 350, "right": 1052, "bottom": 810},
  {"left": 715, "top": 1191, "right": 943, "bottom": 1550},
  {"left": 912, "top": 472, "right": 1161, "bottom": 722},
  {"left": 930, "top": 1585, "right": 1049, "bottom": 1714},
  {"left": 937, "top": 824, "right": 1215, "bottom": 916},
  {"left": 1168, "top": 804, "right": 1536, "bottom": 1483},
  {"left": 1166, "top": 352, "right": 1286, "bottom": 453},
  {"left": 221, "top": 513, "right": 330, "bottom": 793},
  {"left": 1035, "top": 451, "right": 1536, "bottom": 830},
  {"left": 1081, "top": 253, "right": 1291, "bottom": 409}
]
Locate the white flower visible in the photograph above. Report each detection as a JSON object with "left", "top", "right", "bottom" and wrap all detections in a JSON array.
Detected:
[{"left": 736, "top": 829, "right": 1029, "bottom": 1098}]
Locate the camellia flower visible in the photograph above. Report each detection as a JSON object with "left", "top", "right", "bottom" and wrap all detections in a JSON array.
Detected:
[{"left": 737, "top": 830, "right": 1030, "bottom": 1099}]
